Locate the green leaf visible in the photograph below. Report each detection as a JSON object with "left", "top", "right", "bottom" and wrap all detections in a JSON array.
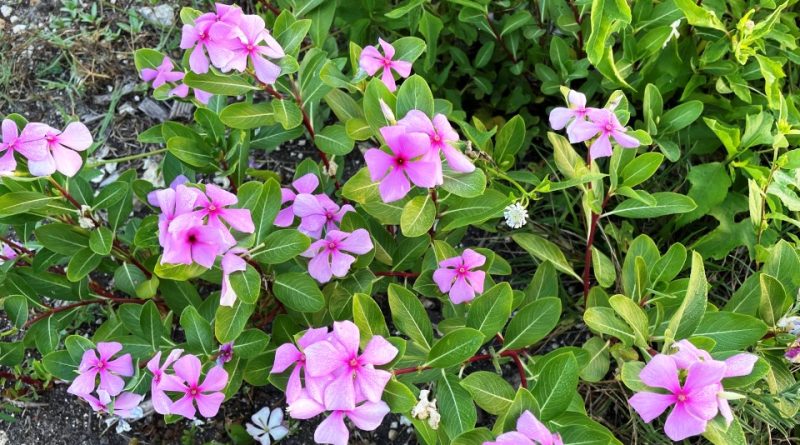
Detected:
[
  {"left": 230, "top": 265, "right": 262, "bottom": 305},
  {"left": 666, "top": 252, "right": 708, "bottom": 343},
  {"left": 250, "top": 229, "right": 310, "bottom": 264},
  {"left": 395, "top": 74, "right": 434, "bottom": 118},
  {"left": 66, "top": 248, "right": 102, "bottom": 282},
  {"left": 140, "top": 300, "right": 163, "bottom": 351},
  {"left": 65, "top": 335, "right": 95, "bottom": 362},
  {"left": 581, "top": 337, "right": 611, "bottom": 382},
  {"left": 532, "top": 352, "right": 579, "bottom": 420},
  {"left": 183, "top": 71, "right": 260, "bottom": 95},
  {"left": 592, "top": 247, "right": 616, "bottom": 288},
  {"left": 215, "top": 299, "right": 255, "bottom": 343},
  {"left": 315, "top": 124, "right": 354, "bottom": 155},
  {"left": 4, "top": 295, "right": 28, "bottom": 329},
  {"left": 608, "top": 295, "right": 649, "bottom": 348},
  {"left": 154, "top": 260, "right": 207, "bottom": 281},
  {"left": 232, "top": 329, "right": 270, "bottom": 356},
  {"left": 388, "top": 284, "right": 433, "bottom": 350},
  {"left": 460, "top": 371, "right": 515, "bottom": 415},
  {"left": 391, "top": 36, "right": 426, "bottom": 65},
  {"left": 88, "top": 226, "right": 114, "bottom": 255},
  {"left": 694, "top": 312, "right": 768, "bottom": 352},
  {"left": 425, "top": 328, "right": 484, "bottom": 368},
  {"left": 584, "top": 307, "right": 636, "bottom": 346},
  {"left": 608, "top": 192, "right": 697, "bottom": 218},
  {"left": 167, "top": 136, "right": 214, "bottom": 168},
  {"left": 34, "top": 223, "right": 89, "bottom": 255},
  {"left": 493, "top": 115, "right": 526, "bottom": 169},
  {"left": 0, "top": 191, "right": 54, "bottom": 217},
  {"left": 758, "top": 274, "right": 790, "bottom": 328},
  {"left": 673, "top": 0, "right": 726, "bottom": 31},
  {"left": 704, "top": 417, "right": 747, "bottom": 445},
  {"left": 42, "top": 350, "right": 78, "bottom": 380},
  {"left": 660, "top": 101, "right": 703, "bottom": 134},
  {"left": 437, "top": 370, "right": 477, "bottom": 438},
  {"left": 220, "top": 102, "right": 276, "bottom": 129},
  {"left": 501, "top": 297, "right": 561, "bottom": 351},
  {"left": 438, "top": 189, "right": 511, "bottom": 231},
  {"left": 441, "top": 167, "right": 486, "bottom": 198},
  {"left": 382, "top": 378, "right": 417, "bottom": 413},
  {"left": 513, "top": 233, "right": 580, "bottom": 280},
  {"left": 620, "top": 153, "right": 664, "bottom": 188},
  {"left": 181, "top": 306, "right": 213, "bottom": 355},
  {"left": 400, "top": 194, "right": 435, "bottom": 237},
  {"left": 272, "top": 99, "right": 303, "bottom": 130},
  {"left": 466, "top": 283, "right": 513, "bottom": 339},
  {"left": 160, "top": 279, "right": 202, "bottom": 313},
  {"left": 237, "top": 180, "right": 281, "bottom": 246},
  {"left": 353, "top": 293, "right": 389, "bottom": 343},
  {"left": 133, "top": 48, "right": 164, "bottom": 71},
  {"left": 273, "top": 272, "right": 325, "bottom": 312}
]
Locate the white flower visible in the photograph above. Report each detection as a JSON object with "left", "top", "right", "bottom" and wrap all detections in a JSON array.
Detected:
[
  {"left": 663, "top": 19, "right": 681, "bottom": 48},
  {"left": 411, "top": 389, "right": 440, "bottom": 430},
  {"left": 246, "top": 407, "right": 289, "bottom": 445},
  {"left": 777, "top": 316, "right": 800, "bottom": 336},
  {"left": 503, "top": 202, "right": 528, "bottom": 229}
]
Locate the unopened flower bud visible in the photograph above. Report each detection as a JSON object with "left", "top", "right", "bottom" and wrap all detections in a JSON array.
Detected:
[{"left": 379, "top": 99, "right": 396, "bottom": 125}]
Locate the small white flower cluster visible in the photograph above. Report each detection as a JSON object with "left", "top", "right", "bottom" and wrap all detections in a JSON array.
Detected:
[
  {"left": 503, "top": 202, "right": 529, "bottom": 229},
  {"left": 411, "top": 389, "right": 441, "bottom": 430},
  {"left": 663, "top": 19, "right": 681, "bottom": 48}
]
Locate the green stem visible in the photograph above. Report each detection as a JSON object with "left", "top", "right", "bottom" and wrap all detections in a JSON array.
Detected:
[{"left": 87, "top": 148, "right": 168, "bottom": 167}]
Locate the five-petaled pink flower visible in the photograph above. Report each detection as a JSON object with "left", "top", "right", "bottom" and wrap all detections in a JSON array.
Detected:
[
  {"left": 433, "top": 249, "right": 486, "bottom": 304},
  {"left": 68, "top": 341, "right": 134, "bottom": 396},
  {"left": 314, "top": 401, "right": 391, "bottom": 445},
  {"left": 81, "top": 389, "right": 144, "bottom": 419},
  {"left": 275, "top": 173, "right": 320, "bottom": 227},
  {"left": 628, "top": 354, "right": 725, "bottom": 441},
  {"left": 146, "top": 349, "right": 184, "bottom": 415},
  {"left": 304, "top": 321, "right": 397, "bottom": 411},
  {"left": 163, "top": 213, "right": 230, "bottom": 268},
  {"left": 27, "top": 122, "right": 93, "bottom": 177},
  {"left": 0, "top": 119, "right": 48, "bottom": 173},
  {"left": 221, "top": 15, "right": 285, "bottom": 84},
  {"left": 397, "top": 110, "right": 474, "bottom": 184},
  {"left": 364, "top": 126, "right": 438, "bottom": 202},
  {"left": 549, "top": 90, "right": 594, "bottom": 142},
  {"left": 484, "top": 410, "right": 563, "bottom": 445},
  {"left": 140, "top": 57, "right": 185, "bottom": 89},
  {"left": 148, "top": 180, "right": 198, "bottom": 247},
  {"left": 194, "top": 184, "right": 255, "bottom": 245},
  {"left": 359, "top": 38, "right": 412, "bottom": 92},
  {"left": 302, "top": 229, "right": 373, "bottom": 283},
  {"left": 272, "top": 327, "right": 330, "bottom": 403},
  {"left": 1, "top": 242, "right": 16, "bottom": 262},
  {"left": 159, "top": 354, "right": 229, "bottom": 419},
  {"left": 569, "top": 108, "right": 639, "bottom": 160},
  {"left": 179, "top": 4, "right": 241, "bottom": 74},
  {"left": 292, "top": 193, "right": 355, "bottom": 240}
]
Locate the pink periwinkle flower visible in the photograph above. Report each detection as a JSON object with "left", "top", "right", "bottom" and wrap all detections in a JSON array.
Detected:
[
  {"left": 163, "top": 213, "right": 231, "bottom": 268},
  {"left": 194, "top": 184, "right": 255, "bottom": 245},
  {"left": 292, "top": 193, "right": 354, "bottom": 239},
  {"left": 0, "top": 119, "right": 48, "bottom": 173},
  {"left": 1, "top": 242, "right": 17, "bottom": 262},
  {"left": 149, "top": 180, "right": 198, "bottom": 247},
  {"left": 169, "top": 82, "right": 214, "bottom": 104},
  {"left": 364, "top": 126, "right": 438, "bottom": 203},
  {"left": 221, "top": 14, "right": 285, "bottom": 84},
  {"left": 359, "top": 38, "right": 412, "bottom": 92},
  {"left": 314, "top": 401, "right": 391, "bottom": 445},
  {"left": 549, "top": 90, "right": 595, "bottom": 142},
  {"left": 628, "top": 354, "right": 727, "bottom": 441},
  {"left": 140, "top": 57, "right": 185, "bottom": 89},
  {"left": 275, "top": 173, "right": 320, "bottom": 227},
  {"left": 180, "top": 4, "right": 242, "bottom": 74},
  {"left": 303, "top": 321, "right": 398, "bottom": 411},
  {"left": 80, "top": 389, "right": 144, "bottom": 419},
  {"left": 301, "top": 229, "right": 373, "bottom": 283},
  {"left": 569, "top": 108, "right": 640, "bottom": 160},
  {"left": 220, "top": 247, "right": 248, "bottom": 307},
  {"left": 433, "top": 249, "right": 487, "bottom": 304},
  {"left": 26, "top": 122, "right": 92, "bottom": 177},
  {"left": 271, "top": 327, "right": 330, "bottom": 403},
  {"left": 397, "top": 110, "right": 474, "bottom": 184},
  {"left": 158, "top": 354, "right": 229, "bottom": 419},
  {"left": 146, "top": 349, "right": 184, "bottom": 415},
  {"left": 786, "top": 340, "right": 800, "bottom": 363},
  {"left": 483, "top": 410, "right": 563, "bottom": 445},
  {"left": 67, "top": 342, "right": 134, "bottom": 396}
]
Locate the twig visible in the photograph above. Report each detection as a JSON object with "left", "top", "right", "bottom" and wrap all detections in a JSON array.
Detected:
[
  {"left": 582, "top": 193, "right": 611, "bottom": 305},
  {"left": 394, "top": 347, "right": 528, "bottom": 389},
  {"left": 23, "top": 297, "right": 147, "bottom": 328},
  {"left": 0, "top": 236, "right": 34, "bottom": 256}
]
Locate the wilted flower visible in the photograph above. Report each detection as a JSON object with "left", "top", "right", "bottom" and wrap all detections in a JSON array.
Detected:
[
  {"left": 503, "top": 202, "right": 529, "bottom": 229},
  {"left": 359, "top": 38, "right": 412, "bottom": 92},
  {"left": 664, "top": 19, "right": 681, "bottom": 48},
  {"left": 411, "top": 389, "right": 440, "bottom": 430},
  {"left": 220, "top": 247, "right": 248, "bottom": 306},
  {"left": 1, "top": 242, "right": 17, "bottom": 262},
  {"left": 777, "top": 316, "right": 800, "bottom": 336},
  {"left": 433, "top": 249, "right": 487, "bottom": 304},
  {"left": 786, "top": 339, "right": 800, "bottom": 363},
  {"left": 81, "top": 389, "right": 144, "bottom": 419},
  {"left": 302, "top": 229, "right": 373, "bottom": 283},
  {"left": 246, "top": 407, "right": 289, "bottom": 445}
]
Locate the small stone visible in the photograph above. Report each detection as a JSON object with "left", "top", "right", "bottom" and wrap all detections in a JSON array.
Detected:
[
  {"left": 9, "top": 15, "right": 18, "bottom": 23},
  {"left": 11, "top": 24, "right": 26, "bottom": 34},
  {"left": 0, "top": 5, "right": 12, "bottom": 17},
  {"left": 390, "top": 421, "right": 398, "bottom": 429},
  {"left": 138, "top": 4, "right": 174, "bottom": 28},
  {"left": 0, "top": 19, "right": 5, "bottom": 31},
  {"left": 298, "top": 139, "right": 307, "bottom": 146},
  {"left": 387, "top": 430, "right": 397, "bottom": 440}
]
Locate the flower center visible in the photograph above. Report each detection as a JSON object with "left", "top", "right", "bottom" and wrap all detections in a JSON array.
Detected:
[
  {"left": 208, "top": 204, "right": 217, "bottom": 213},
  {"left": 433, "top": 134, "right": 441, "bottom": 143},
  {"left": 188, "top": 234, "right": 198, "bottom": 243},
  {"left": 676, "top": 393, "right": 687, "bottom": 402},
  {"left": 189, "top": 386, "right": 200, "bottom": 397},
  {"left": 246, "top": 44, "right": 255, "bottom": 52},
  {"left": 395, "top": 156, "right": 406, "bottom": 167},
  {"left": 96, "top": 360, "right": 107, "bottom": 370},
  {"left": 349, "top": 358, "right": 359, "bottom": 368},
  {"left": 382, "top": 58, "right": 392, "bottom": 68},
  {"left": 457, "top": 266, "right": 467, "bottom": 275},
  {"left": 604, "top": 122, "right": 615, "bottom": 133},
  {"left": 325, "top": 211, "right": 334, "bottom": 221}
]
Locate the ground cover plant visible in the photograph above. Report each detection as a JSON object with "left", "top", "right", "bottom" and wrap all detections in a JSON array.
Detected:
[{"left": 1, "top": 0, "right": 800, "bottom": 444}]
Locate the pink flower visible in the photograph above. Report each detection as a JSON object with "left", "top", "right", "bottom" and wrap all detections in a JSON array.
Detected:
[
  {"left": 304, "top": 321, "right": 398, "bottom": 411},
  {"left": 162, "top": 213, "right": 230, "bottom": 268},
  {"left": 1, "top": 242, "right": 17, "bottom": 262},
  {"left": 549, "top": 90, "right": 594, "bottom": 142},
  {"left": 180, "top": 5, "right": 239, "bottom": 74},
  {"left": 140, "top": 57, "right": 185, "bottom": 89},
  {"left": 27, "top": 122, "right": 92, "bottom": 177},
  {"left": 220, "top": 247, "right": 247, "bottom": 306},
  {"left": 302, "top": 229, "right": 373, "bottom": 283},
  {"left": 271, "top": 327, "right": 330, "bottom": 403},
  {"left": 146, "top": 349, "right": 184, "bottom": 415},
  {"left": 433, "top": 249, "right": 486, "bottom": 304},
  {"left": 194, "top": 184, "right": 255, "bottom": 245},
  {"left": 569, "top": 108, "right": 640, "bottom": 160},
  {"left": 221, "top": 14, "right": 285, "bottom": 84},
  {"left": 217, "top": 342, "right": 234, "bottom": 365},
  {"left": 314, "top": 401, "right": 390, "bottom": 445},
  {"left": 275, "top": 173, "right": 320, "bottom": 227},
  {"left": 359, "top": 38, "right": 412, "bottom": 92},
  {"left": 0, "top": 119, "right": 48, "bottom": 173},
  {"left": 81, "top": 389, "right": 144, "bottom": 418},
  {"left": 169, "top": 82, "right": 214, "bottom": 104},
  {"left": 484, "top": 410, "right": 563, "bottom": 445},
  {"left": 628, "top": 354, "right": 726, "bottom": 441},
  {"left": 159, "top": 354, "right": 229, "bottom": 419},
  {"left": 364, "top": 126, "right": 438, "bottom": 202},
  {"left": 292, "top": 193, "right": 354, "bottom": 239},
  {"left": 149, "top": 181, "right": 199, "bottom": 247},
  {"left": 397, "top": 110, "right": 474, "bottom": 184},
  {"left": 67, "top": 342, "right": 133, "bottom": 396}
]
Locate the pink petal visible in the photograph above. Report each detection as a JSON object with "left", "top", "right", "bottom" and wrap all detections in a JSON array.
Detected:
[
  {"left": 516, "top": 410, "right": 553, "bottom": 443},
  {"left": 432, "top": 114, "right": 459, "bottom": 142},
  {"left": 272, "top": 343, "right": 302, "bottom": 373},
  {"left": 173, "top": 355, "right": 202, "bottom": 385},
  {"left": 67, "top": 370, "right": 98, "bottom": 395},
  {"left": 355, "top": 366, "right": 392, "bottom": 403},
  {"left": 170, "top": 83, "right": 190, "bottom": 98},
  {"left": 252, "top": 54, "right": 281, "bottom": 84},
  {"left": 274, "top": 207, "right": 295, "bottom": 227},
  {"left": 404, "top": 160, "right": 439, "bottom": 188},
  {"left": 158, "top": 373, "right": 188, "bottom": 392},
  {"left": 146, "top": 351, "right": 163, "bottom": 374},
  {"left": 323, "top": 370, "right": 357, "bottom": 411},
  {"left": 441, "top": 144, "right": 474, "bottom": 173},
  {"left": 259, "top": 33, "right": 285, "bottom": 59},
  {"left": 304, "top": 341, "right": 345, "bottom": 377},
  {"left": 612, "top": 130, "right": 640, "bottom": 148},
  {"left": 684, "top": 361, "right": 725, "bottom": 392},
  {"left": 196, "top": 391, "right": 225, "bottom": 418},
  {"left": 204, "top": 184, "right": 237, "bottom": 206},
  {"left": 314, "top": 411, "right": 349, "bottom": 445},
  {"left": 333, "top": 321, "right": 361, "bottom": 358},
  {"left": 106, "top": 353, "right": 134, "bottom": 376},
  {"left": 466, "top": 270, "right": 486, "bottom": 294},
  {"left": 398, "top": 131, "right": 432, "bottom": 160},
  {"left": 221, "top": 208, "right": 255, "bottom": 233},
  {"left": 347, "top": 401, "right": 390, "bottom": 430},
  {"left": 292, "top": 193, "right": 324, "bottom": 217},
  {"left": 194, "top": 89, "right": 212, "bottom": 104},
  {"left": 330, "top": 250, "right": 356, "bottom": 278},
  {"left": 298, "top": 327, "right": 329, "bottom": 348},
  {"left": 360, "top": 336, "right": 398, "bottom": 366},
  {"left": 359, "top": 46, "right": 384, "bottom": 76},
  {"left": 380, "top": 124, "right": 407, "bottom": 149},
  {"left": 200, "top": 365, "right": 229, "bottom": 392},
  {"left": 568, "top": 90, "right": 587, "bottom": 108},
  {"left": 27, "top": 154, "right": 56, "bottom": 177},
  {"left": 114, "top": 392, "right": 144, "bottom": 411},
  {"left": 96, "top": 342, "right": 123, "bottom": 360},
  {"left": 461, "top": 249, "right": 486, "bottom": 269},
  {"left": 2, "top": 119, "right": 18, "bottom": 143},
  {"left": 639, "top": 355, "right": 680, "bottom": 393},
  {"left": 629, "top": 392, "right": 675, "bottom": 422},
  {"left": 449, "top": 276, "right": 476, "bottom": 304},
  {"left": 723, "top": 353, "right": 758, "bottom": 378},
  {"left": 0, "top": 148, "right": 16, "bottom": 172},
  {"left": 308, "top": 251, "right": 333, "bottom": 283},
  {"left": 221, "top": 251, "right": 247, "bottom": 275},
  {"left": 51, "top": 145, "right": 84, "bottom": 177},
  {"left": 589, "top": 135, "right": 613, "bottom": 160},
  {"left": 293, "top": 173, "right": 320, "bottom": 194},
  {"left": 718, "top": 396, "right": 733, "bottom": 426},
  {"left": 98, "top": 370, "right": 125, "bottom": 396},
  {"left": 169, "top": 394, "right": 197, "bottom": 419},
  {"left": 378, "top": 169, "right": 411, "bottom": 203},
  {"left": 151, "top": 387, "right": 173, "bottom": 415},
  {"left": 338, "top": 229, "right": 373, "bottom": 255},
  {"left": 683, "top": 384, "right": 719, "bottom": 420},
  {"left": 180, "top": 24, "right": 199, "bottom": 49},
  {"left": 58, "top": 122, "right": 92, "bottom": 151},
  {"left": 433, "top": 268, "right": 457, "bottom": 293},
  {"left": 364, "top": 149, "right": 395, "bottom": 182},
  {"left": 398, "top": 110, "right": 435, "bottom": 136},
  {"left": 549, "top": 107, "right": 575, "bottom": 130},
  {"left": 664, "top": 403, "right": 708, "bottom": 441},
  {"left": 189, "top": 45, "right": 210, "bottom": 74},
  {"left": 381, "top": 68, "right": 397, "bottom": 92},
  {"left": 567, "top": 119, "right": 599, "bottom": 143},
  {"left": 285, "top": 366, "right": 303, "bottom": 404},
  {"left": 390, "top": 60, "right": 412, "bottom": 78},
  {"left": 671, "top": 339, "right": 712, "bottom": 369},
  {"left": 378, "top": 38, "right": 395, "bottom": 59},
  {"left": 141, "top": 68, "right": 158, "bottom": 82},
  {"left": 287, "top": 391, "right": 326, "bottom": 419}
]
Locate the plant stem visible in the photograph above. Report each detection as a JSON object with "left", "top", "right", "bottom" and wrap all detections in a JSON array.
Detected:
[
  {"left": 375, "top": 271, "right": 419, "bottom": 278},
  {"left": 393, "top": 347, "right": 528, "bottom": 389},
  {"left": 582, "top": 193, "right": 611, "bottom": 306},
  {"left": 23, "top": 297, "right": 147, "bottom": 328},
  {"left": 87, "top": 148, "right": 168, "bottom": 167}
]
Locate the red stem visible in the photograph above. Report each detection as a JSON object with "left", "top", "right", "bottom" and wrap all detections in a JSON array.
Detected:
[
  {"left": 0, "top": 371, "right": 46, "bottom": 388},
  {"left": 23, "top": 297, "right": 146, "bottom": 328},
  {"left": 582, "top": 193, "right": 611, "bottom": 305},
  {"left": 394, "top": 348, "right": 527, "bottom": 377},
  {"left": 375, "top": 271, "right": 420, "bottom": 278},
  {"left": 0, "top": 236, "right": 34, "bottom": 256}
]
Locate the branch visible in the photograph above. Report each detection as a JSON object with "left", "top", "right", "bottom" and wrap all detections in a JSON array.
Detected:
[
  {"left": 23, "top": 297, "right": 147, "bottom": 328},
  {"left": 582, "top": 193, "right": 611, "bottom": 305}
]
